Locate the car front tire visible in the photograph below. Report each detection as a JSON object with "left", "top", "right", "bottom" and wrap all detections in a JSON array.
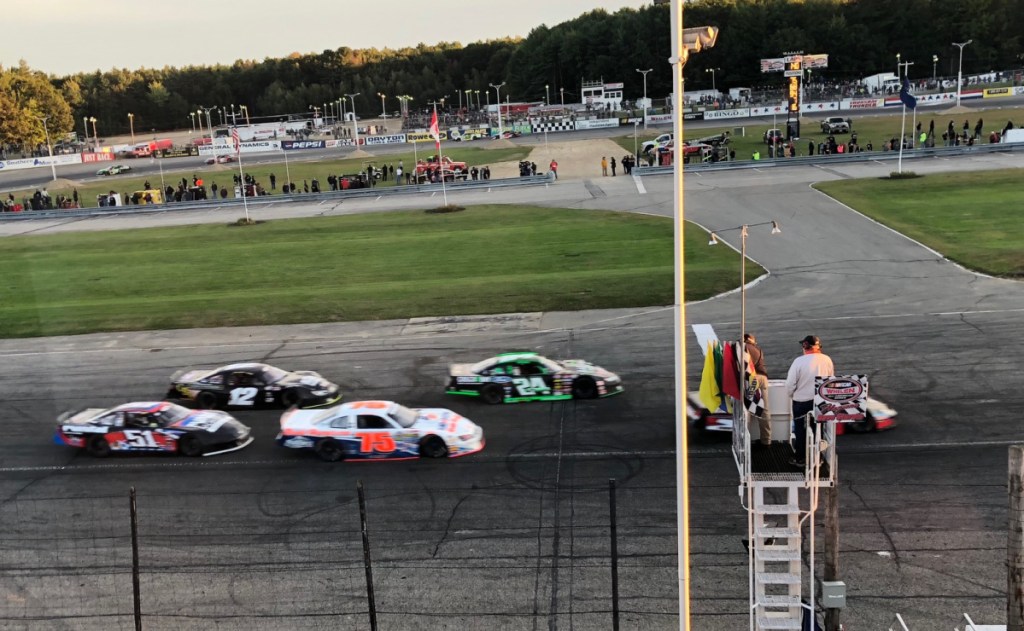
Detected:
[
  {"left": 178, "top": 435, "right": 203, "bottom": 457},
  {"left": 481, "top": 384, "right": 504, "bottom": 405},
  {"left": 572, "top": 377, "right": 598, "bottom": 399},
  {"left": 419, "top": 435, "right": 448, "bottom": 458}
]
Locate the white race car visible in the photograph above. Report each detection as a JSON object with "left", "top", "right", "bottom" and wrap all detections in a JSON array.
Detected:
[{"left": 277, "top": 400, "right": 484, "bottom": 462}]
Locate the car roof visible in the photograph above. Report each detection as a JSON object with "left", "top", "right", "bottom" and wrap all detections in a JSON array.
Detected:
[
  {"left": 494, "top": 351, "right": 542, "bottom": 362},
  {"left": 335, "top": 401, "right": 397, "bottom": 413},
  {"left": 218, "top": 362, "right": 271, "bottom": 372},
  {"left": 113, "top": 401, "right": 172, "bottom": 413}
]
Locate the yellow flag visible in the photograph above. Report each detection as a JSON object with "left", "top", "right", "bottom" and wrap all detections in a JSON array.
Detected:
[{"left": 698, "top": 341, "right": 722, "bottom": 411}]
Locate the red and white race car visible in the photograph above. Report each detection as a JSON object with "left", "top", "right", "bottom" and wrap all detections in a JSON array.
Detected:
[
  {"left": 204, "top": 154, "right": 236, "bottom": 165},
  {"left": 277, "top": 400, "right": 485, "bottom": 462},
  {"left": 688, "top": 393, "right": 897, "bottom": 435}
]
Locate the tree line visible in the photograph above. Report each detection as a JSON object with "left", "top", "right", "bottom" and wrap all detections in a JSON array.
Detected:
[{"left": 3, "top": 0, "right": 1022, "bottom": 148}]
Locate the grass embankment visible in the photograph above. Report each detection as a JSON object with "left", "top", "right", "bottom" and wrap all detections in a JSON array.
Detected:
[
  {"left": 815, "top": 170, "right": 1024, "bottom": 277},
  {"left": 0, "top": 205, "right": 760, "bottom": 338},
  {"left": 11, "top": 145, "right": 531, "bottom": 205},
  {"left": 612, "top": 106, "right": 1024, "bottom": 161}
]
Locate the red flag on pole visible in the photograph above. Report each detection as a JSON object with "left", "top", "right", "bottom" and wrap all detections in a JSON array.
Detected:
[
  {"left": 428, "top": 110, "right": 440, "bottom": 151},
  {"left": 231, "top": 127, "right": 240, "bottom": 155}
]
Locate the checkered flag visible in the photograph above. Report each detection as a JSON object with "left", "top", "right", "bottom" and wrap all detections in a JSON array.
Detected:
[{"left": 743, "top": 347, "right": 766, "bottom": 417}]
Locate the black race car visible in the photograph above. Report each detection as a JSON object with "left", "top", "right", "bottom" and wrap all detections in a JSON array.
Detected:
[
  {"left": 166, "top": 362, "right": 342, "bottom": 410},
  {"left": 446, "top": 351, "right": 623, "bottom": 404},
  {"left": 54, "top": 401, "right": 252, "bottom": 457}
]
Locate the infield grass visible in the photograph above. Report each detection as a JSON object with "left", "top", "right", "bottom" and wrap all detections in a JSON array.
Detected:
[
  {"left": 814, "top": 169, "right": 1024, "bottom": 278},
  {"left": 0, "top": 205, "right": 760, "bottom": 338}
]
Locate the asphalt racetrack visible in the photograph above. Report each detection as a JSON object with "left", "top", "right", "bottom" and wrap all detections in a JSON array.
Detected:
[{"left": 2, "top": 147, "right": 1024, "bottom": 629}]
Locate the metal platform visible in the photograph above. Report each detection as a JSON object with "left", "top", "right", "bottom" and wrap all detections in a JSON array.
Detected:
[{"left": 747, "top": 442, "right": 831, "bottom": 483}]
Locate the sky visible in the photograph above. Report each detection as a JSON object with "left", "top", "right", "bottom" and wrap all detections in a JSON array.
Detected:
[{"left": 4, "top": 0, "right": 650, "bottom": 76}]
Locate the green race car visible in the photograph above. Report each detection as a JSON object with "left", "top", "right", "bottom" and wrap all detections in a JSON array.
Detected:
[
  {"left": 446, "top": 352, "right": 623, "bottom": 404},
  {"left": 97, "top": 164, "right": 132, "bottom": 176}
]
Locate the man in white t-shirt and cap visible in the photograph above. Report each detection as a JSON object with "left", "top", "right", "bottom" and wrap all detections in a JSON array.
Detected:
[{"left": 785, "top": 335, "right": 834, "bottom": 467}]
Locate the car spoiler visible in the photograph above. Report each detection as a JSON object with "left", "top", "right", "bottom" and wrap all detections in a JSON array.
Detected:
[{"left": 57, "top": 408, "right": 85, "bottom": 424}]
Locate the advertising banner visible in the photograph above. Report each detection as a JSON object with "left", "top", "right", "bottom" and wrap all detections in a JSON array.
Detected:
[
  {"left": 407, "top": 131, "right": 449, "bottom": 143},
  {"left": 0, "top": 154, "right": 84, "bottom": 171},
  {"left": 814, "top": 375, "right": 868, "bottom": 423},
  {"left": 683, "top": 111, "right": 705, "bottom": 121},
  {"left": 281, "top": 140, "right": 325, "bottom": 150},
  {"left": 844, "top": 98, "right": 883, "bottom": 109},
  {"left": 199, "top": 140, "right": 281, "bottom": 154},
  {"left": 365, "top": 134, "right": 408, "bottom": 145},
  {"left": 1015, "top": 86, "right": 1024, "bottom": 96},
  {"left": 983, "top": 87, "right": 1012, "bottom": 98},
  {"left": 159, "top": 147, "right": 199, "bottom": 158},
  {"left": 645, "top": 113, "right": 673, "bottom": 125},
  {"left": 703, "top": 108, "right": 750, "bottom": 120},
  {"left": 575, "top": 118, "right": 619, "bottom": 130},
  {"left": 81, "top": 152, "right": 115, "bottom": 164}
]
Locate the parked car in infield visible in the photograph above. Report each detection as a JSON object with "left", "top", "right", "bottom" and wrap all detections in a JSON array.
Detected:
[
  {"left": 166, "top": 362, "right": 341, "bottom": 410},
  {"left": 446, "top": 351, "right": 623, "bottom": 404},
  {"left": 96, "top": 164, "right": 132, "bottom": 176},
  {"left": 54, "top": 401, "right": 252, "bottom": 457},
  {"left": 277, "top": 400, "right": 485, "bottom": 462},
  {"left": 687, "top": 392, "right": 897, "bottom": 435}
]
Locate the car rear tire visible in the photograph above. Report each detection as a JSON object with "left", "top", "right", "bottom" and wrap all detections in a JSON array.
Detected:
[
  {"left": 572, "top": 377, "right": 598, "bottom": 399},
  {"left": 419, "top": 435, "right": 448, "bottom": 458},
  {"left": 87, "top": 436, "right": 111, "bottom": 458},
  {"left": 178, "top": 435, "right": 203, "bottom": 457},
  {"left": 281, "top": 389, "right": 302, "bottom": 408},
  {"left": 195, "top": 391, "right": 218, "bottom": 410},
  {"left": 481, "top": 384, "right": 504, "bottom": 405},
  {"left": 314, "top": 438, "right": 345, "bottom": 462}
]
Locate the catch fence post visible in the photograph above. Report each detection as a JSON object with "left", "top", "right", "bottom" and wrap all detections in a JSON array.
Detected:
[
  {"left": 357, "top": 480, "right": 379, "bottom": 631},
  {"left": 129, "top": 486, "right": 142, "bottom": 631}
]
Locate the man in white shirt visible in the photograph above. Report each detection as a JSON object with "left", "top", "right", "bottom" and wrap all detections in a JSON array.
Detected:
[{"left": 785, "top": 335, "right": 834, "bottom": 467}]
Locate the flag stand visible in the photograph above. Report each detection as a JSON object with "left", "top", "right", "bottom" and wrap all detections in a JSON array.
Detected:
[
  {"left": 429, "top": 104, "right": 448, "bottom": 206},
  {"left": 898, "top": 103, "right": 906, "bottom": 174}
]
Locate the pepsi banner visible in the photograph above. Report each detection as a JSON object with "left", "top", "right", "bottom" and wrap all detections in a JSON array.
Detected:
[{"left": 282, "top": 140, "right": 326, "bottom": 150}]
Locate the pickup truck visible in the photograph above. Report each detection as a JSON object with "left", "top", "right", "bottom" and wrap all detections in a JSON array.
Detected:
[
  {"left": 820, "top": 117, "right": 851, "bottom": 134},
  {"left": 641, "top": 133, "right": 673, "bottom": 155}
]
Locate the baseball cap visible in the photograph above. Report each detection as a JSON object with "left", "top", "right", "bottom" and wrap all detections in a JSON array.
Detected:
[{"left": 799, "top": 335, "right": 821, "bottom": 347}]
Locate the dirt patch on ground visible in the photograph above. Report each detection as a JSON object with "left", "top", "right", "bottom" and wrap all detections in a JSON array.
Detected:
[{"left": 525, "top": 137, "right": 630, "bottom": 180}]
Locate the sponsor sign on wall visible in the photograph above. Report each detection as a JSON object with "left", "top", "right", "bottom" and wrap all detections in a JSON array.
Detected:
[
  {"left": 983, "top": 87, "right": 1012, "bottom": 98},
  {"left": 281, "top": 140, "right": 325, "bottom": 150},
  {"left": 703, "top": 108, "right": 750, "bottom": 120},
  {"left": 406, "top": 131, "right": 449, "bottom": 143},
  {"left": 81, "top": 152, "right": 115, "bottom": 163},
  {"left": 199, "top": 141, "right": 281, "bottom": 154},
  {"left": 645, "top": 113, "right": 673, "bottom": 125},
  {"left": 0, "top": 154, "right": 84, "bottom": 171},
  {"left": 575, "top": 118, "right": 619, "bottom": 130},
  {"left": 159, "top": 147, "right": 199, "bottom": 158},
  {"left": 683, "top": 111, "right": 705, "bottom": 121},
  {"left": 365, "top": 134, "right": 408, "bottom": 145},
  {"left": 750, "top": 105, "right": 787, "bottom": 116},
  {"left": 845, "top": 98, "right": 883, "bottom": 109},
  {"left": 1015, "top": 86, "right": 1024, "bottom": 96}
]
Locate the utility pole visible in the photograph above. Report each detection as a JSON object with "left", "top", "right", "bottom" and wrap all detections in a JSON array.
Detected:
[
  {"left": 489, "top": 82, "right": 505, "bottom": 137},
  {"left": 825, "top": 476, "right": 841, "bottom": 631},
  {"left": 1009, "top": 446, "right": 1024, "bottom": 631}
]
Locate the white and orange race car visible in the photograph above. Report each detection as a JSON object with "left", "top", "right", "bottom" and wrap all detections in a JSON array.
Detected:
[{"left": 277, "top": 400, "right": 484, "bottom": 462}]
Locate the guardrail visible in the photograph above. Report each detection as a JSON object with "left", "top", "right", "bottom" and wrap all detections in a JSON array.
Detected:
[
  {"left": 634, "top": 141, "right": 1024, "bottom": 176},
  {"left": 0, "top": 174, "right": 554, "bottom": 222}
]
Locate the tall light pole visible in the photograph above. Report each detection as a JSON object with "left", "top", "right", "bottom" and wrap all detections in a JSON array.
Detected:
[
  {"left": 896, "top": 52, "right": 901, "bottom": 78},
  {"left": 932, "top": 54, "right": 939, "bottom": 85},
  {"left": 188, "top": 112, "right": 196, "bottom": 133},
  {"left": 127, "top": 113, "right": 135, "bottom": 145},
  {"left": 636, "top": 68, "right": 652, "bottom": 129},
  {"left": 560, "top": 87, "right": 565, "bottom": 108},
  {"left": 345, "top": 93, "right": 360, "bottom": 146},
  {"left": 545, "top": 84, "right": 550, "bottom": 106},
  {"left": 240, "top": 105, "right": 250, "bottom": 126},
  {"left": 489, "top": 82, "right": 505, "bottom": 137},
  {"left": 705, "top": 67, "right": 718, "bottom": 91},
  {"left": 466, "top": 89, "right": 473, "bottom": 111},
  {"left": 377, "top": 92, "right": 387, "bottom": 119},
  {"left": 88, "top": 116, "right": 99, "bottom": 151},
  {"left": 474, "top": 89, "right": 480, "bottom": 110},
  {"left": 38, "top": 116, "right": 57, "bottom": 182},
  {"left": 707, "top": 221, "right": 782, "bottom": 360},
  {"left": 82, "top": 116, "right": 89, "bottom": 149},
  {"left": 953, "top": 40, "right": 973, "bottom": 107},
  {"left": 397, "top": 95, "right": 413, "bottom": 118},
  {"left": 198, "top": 106, "right": 217, "bottom": 163}
]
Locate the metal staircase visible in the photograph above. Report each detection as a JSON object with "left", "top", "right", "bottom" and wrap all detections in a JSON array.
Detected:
[{"left": 752, "top": 482, "right": 803, "bottom": 629}]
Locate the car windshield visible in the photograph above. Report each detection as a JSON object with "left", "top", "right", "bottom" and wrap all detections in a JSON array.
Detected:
[
  {"left": 391, "top": 404, "right": 418, "bottom": 428},
  {"left": 156, "top": 404, "right": 191, "bottom": 425},
  {"left": 262, "top": 366, "right": 288, "bottom": 384}
]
